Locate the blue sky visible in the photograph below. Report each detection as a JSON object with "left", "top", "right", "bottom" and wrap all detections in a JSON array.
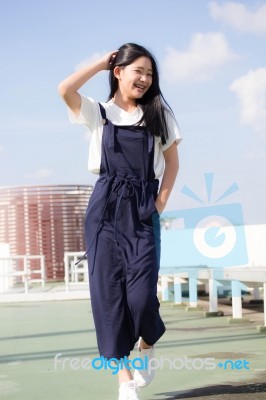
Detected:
[{"left": 0, "top": 0, "right": 266, "bottom": 224}]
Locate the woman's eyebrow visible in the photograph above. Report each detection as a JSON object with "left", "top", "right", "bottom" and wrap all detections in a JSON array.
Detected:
[{"left": 134, "top": 66, "right": 153, "bottom": 72}]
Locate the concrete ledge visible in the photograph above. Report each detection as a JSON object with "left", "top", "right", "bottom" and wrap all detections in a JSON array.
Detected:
[
  {"left": 256, "top": 325, "right": 266, "bottom": 333},
  {"left": 227, "top": 317, "right": 250, "bottom": 324},
  {"left": 172, "top": 303, "right": 187, "bottom": 308},
  {"left": 205, "top": 311, "right": 224, "bottom": 317},
  {"left": 186, "top": 306, "right": 204, "bottom": 312},
  {"left": 160, "top": 301, "right": 175, "bottom": 306},
  {"left": 0, "top": 291, "right": 90, "bottom": 303}
]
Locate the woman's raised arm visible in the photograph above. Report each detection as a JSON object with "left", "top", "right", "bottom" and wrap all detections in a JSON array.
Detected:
[{"left": 57, "top": 50, "right": 117, "bottom": 115}]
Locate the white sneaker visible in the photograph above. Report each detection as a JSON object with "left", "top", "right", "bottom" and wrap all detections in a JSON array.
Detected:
[
  {"left": 118, "top": 380, "right": 140, "bottom": 400},
  {"left": 133, "top": 337, "right": 155, "bottom": 387}
]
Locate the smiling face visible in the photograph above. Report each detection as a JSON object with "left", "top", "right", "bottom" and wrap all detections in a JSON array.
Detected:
[{"left": 114, "top": 56, "right": 153, "bottom": 103}]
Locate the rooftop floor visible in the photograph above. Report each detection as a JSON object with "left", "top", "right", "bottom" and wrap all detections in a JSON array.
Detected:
[{"left": 0, "top": 297, "right": 265, "bottom": 399}]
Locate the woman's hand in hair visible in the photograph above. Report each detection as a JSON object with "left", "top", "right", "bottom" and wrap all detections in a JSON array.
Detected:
[{"left": 100, "top": 50, "right": 119, "bottom": 70}]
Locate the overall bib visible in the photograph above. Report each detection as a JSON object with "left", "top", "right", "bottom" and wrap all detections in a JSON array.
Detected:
[{"left": 85, "top": 104, "right": 165, "bottom": 359}]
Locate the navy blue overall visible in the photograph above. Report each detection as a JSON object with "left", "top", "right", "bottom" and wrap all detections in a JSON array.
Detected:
[{"left": 85, "top": 104, "right": 165, "bottom": 359}]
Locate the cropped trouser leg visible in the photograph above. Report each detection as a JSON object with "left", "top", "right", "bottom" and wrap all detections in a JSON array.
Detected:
[{"left": 88, "top": 213, "right": 165, "bottom": 359}]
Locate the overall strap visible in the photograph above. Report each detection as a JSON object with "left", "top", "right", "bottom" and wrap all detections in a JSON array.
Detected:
[
  {"left": 147, "top": 131, "right": 154, "bottom": 154},
  {"left": 98, "top": 103, "right": 107, "bottom": 125},
  {"left": 147, "top": 132, "right": 156, "bottom": 181},
  {"left": 98, "top": 102, "right": 114, "bottom": 149}
]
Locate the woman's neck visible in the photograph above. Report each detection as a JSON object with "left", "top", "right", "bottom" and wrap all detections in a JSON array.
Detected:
[{"left": 112, "top": 92, "right": 137, "bottom": 113}]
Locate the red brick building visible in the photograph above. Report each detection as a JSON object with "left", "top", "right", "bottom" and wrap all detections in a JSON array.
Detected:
[{"left": 0, "top": 185, "right": 93, "bottom": 280}]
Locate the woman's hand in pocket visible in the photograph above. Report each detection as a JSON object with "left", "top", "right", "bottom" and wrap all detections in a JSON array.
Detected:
[{"left": 154, "top": 198, "right": 165, "bottom": 215}]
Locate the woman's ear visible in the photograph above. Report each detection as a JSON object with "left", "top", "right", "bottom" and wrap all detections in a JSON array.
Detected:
[{"left": 113, "top": 66, "right": 122, "bottom": 80}]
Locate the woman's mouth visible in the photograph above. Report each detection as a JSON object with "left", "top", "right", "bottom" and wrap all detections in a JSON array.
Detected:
[{"left": 134, "top": 83, "right": 146, "bottom": 91}]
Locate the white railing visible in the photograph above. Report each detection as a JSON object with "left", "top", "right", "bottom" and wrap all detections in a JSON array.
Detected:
[
  {"left": 0, "top": 255, "right": 45, "bottom": 294},
  {"left": 64, "top": 252, "right": 89, "bottom": 292},
  {"left": 159, "top": 265, "right": 266, "bottom": 328}
]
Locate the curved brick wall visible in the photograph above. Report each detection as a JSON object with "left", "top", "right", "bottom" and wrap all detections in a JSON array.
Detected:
[{"left": 0, "top": 185, "right": 93, "bottom": 280}]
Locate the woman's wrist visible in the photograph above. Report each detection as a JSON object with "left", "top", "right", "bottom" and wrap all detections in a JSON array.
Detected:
[{"left": 155, "top": 198, "right": 166, "bottom": 215}]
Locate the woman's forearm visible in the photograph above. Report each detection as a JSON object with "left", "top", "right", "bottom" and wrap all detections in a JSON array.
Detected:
[
  {"left": 155, "top": 144, "right": 179, "bottom": 214},
  {"left": 58, "top": 59, "right": 105, "bottom": 97},
  {"left": 58, "top": 50, "right": 117, "bottom": 113}
]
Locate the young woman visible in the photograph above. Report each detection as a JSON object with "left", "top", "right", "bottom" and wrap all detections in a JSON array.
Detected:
[{"left": 58, "top": 43, "right": 181, "bottom": 400}]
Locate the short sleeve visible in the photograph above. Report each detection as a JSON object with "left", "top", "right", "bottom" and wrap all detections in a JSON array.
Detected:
[
  {"left": 67, "top": 95, "right": 103, "bottom": 174},
  {"left": 68, "top": 95, "right": 100, "bottom": 130},
  {"left": 161, "top": 111, "right": 182, "bottom": 152}
]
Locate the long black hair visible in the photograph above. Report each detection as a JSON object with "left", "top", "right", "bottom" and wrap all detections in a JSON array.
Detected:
[{"left": 108, "top": 43, "right": 174, "bottom": 145}]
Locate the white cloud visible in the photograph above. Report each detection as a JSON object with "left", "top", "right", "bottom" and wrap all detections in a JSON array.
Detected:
[
  {"left": 230, "top": 68, "right": 266, "bottom": 134},
  {"left": 209, "top": 1, "right": 266, "bottom": 34},
  {"left": 244, "top": 150, "right": 264, "bottom": 160},
  {"left": 75, "top": 52, "right": 105, "bottom": 71},
  {"left": 162, "top": 32, "right": 237, "bottom": 82},
  {"left": 24, "top": 169, "right": 53, "bottom": 179},
  {"left": 0, "top": 145, "right": 3, "bottom": 154}
]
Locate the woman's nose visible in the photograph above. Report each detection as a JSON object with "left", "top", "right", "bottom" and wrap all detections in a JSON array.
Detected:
[{"left": 140, "top": 74, "right": 148, "bottom": 82}]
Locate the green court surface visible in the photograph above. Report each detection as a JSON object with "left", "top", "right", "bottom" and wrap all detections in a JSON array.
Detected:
[{"left": 0, "top": 299, "right": 265, "bottom": 400}]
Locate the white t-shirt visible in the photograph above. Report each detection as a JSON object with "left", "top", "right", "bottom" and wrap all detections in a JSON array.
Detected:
[{"left": 69, "top": 95, "right": 181, "bottom": 179}]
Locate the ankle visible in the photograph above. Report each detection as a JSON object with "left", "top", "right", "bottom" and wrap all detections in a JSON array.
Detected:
[
  {"left": 118, "top": 369, "right": 133, "bottom": 385},
  {"left": 119, "top": 378, "right": 133, "bottom": 385}
]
